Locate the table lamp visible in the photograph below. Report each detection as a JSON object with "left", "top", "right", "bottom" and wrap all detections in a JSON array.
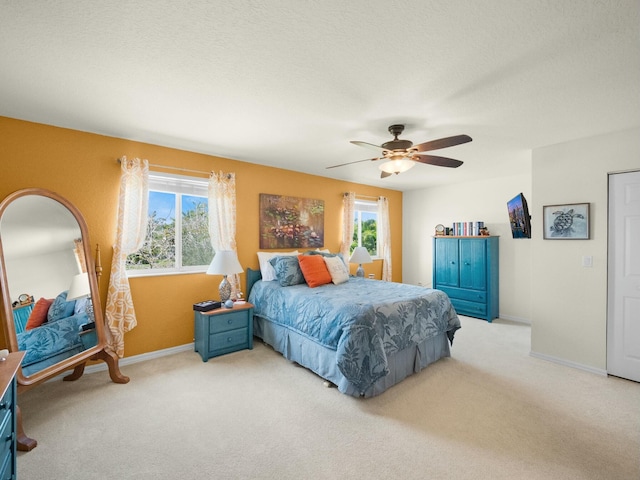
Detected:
[
  {"left": 206, "top": 250, "right": 243, "bottom": 302},
  {"left": 349, "top": 246, "right": 372, "bottom": 278}
]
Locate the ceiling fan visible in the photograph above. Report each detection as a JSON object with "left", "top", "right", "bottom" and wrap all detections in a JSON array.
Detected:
[{"left": 327, "top": 124, "right": 472, "bottom": 178}]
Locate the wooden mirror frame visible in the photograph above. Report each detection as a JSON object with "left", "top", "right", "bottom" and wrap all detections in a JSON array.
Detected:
[{"left": 0, "top": 188, "right": 128, "bottom": 451}]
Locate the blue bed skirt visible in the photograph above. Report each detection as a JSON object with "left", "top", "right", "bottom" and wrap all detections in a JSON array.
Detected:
[{"left": 254, "top": 315, "right": 451, "bottom": 398}]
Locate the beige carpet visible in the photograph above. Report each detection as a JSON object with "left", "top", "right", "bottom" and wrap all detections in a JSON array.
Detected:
[{"left": 17, "top": 317, "right": 639, "bottom": 480}]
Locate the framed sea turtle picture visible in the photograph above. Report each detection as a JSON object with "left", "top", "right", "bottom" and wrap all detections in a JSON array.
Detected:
[{"left": 543, "top": 203, "right": 590, "bottom": 239}]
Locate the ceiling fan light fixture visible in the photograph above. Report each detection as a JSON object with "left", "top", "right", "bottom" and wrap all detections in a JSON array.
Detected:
[
  {"left": 328, "top": 126, "right": 471, "bottom": 172},
  {"left": 379, "top": 158, "right": 416, "bottom": 174},
  {"left": 388, "top": 152, "right": 405, "bottom": 161}
]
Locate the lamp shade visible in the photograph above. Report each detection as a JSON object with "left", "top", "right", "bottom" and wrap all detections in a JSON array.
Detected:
[
  {"left": 206, "top": 250, "right": 243, "bottom": 276},
  {"left": 349, "top": 246, "right": 373, "bottom": 265},
  {"left": 349, "top": 246, "right": 373, "bottom": 278},
  {"left": 67, "top": 272, "right": 90, "bottom": 300},
  {"left": 206, "top": 250, "right": 243, "bottom": 302},
  {"left": 379, "top": 158, "right": 416, "bottom": 174}
]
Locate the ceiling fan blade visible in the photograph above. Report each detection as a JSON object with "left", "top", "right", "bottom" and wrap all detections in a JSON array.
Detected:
[
  {"left": 413, "top": 154, "right": 464, "bottom": 168},
  {"left": 380, "top": 171, "right": 392, "bottom": 179},
  {"left": 350, "top": 140, "right": 387, "bottom": 152},
  {"left": 326, "top": 157, "right": 380, "bottom": 169},
  {"left": 412, "top": 134, "right": 472, "bottom": 153}
]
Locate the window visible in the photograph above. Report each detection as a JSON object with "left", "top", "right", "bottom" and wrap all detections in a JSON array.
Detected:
[
  {"left": 352, "top": 199, "right": 378, "bottom": 257},
  {"left": 126, "top": 173, "right": 213, "bottom": 276}
]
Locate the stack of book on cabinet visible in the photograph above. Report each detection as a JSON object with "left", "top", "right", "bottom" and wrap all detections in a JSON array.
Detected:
[{"left": 451, "top": 221, "right": 485, "bottom": 236}]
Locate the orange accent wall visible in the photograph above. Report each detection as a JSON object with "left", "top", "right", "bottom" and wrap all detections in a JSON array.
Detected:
[{"left": 0, "top": 116, "right": 403, "bottom": 357}]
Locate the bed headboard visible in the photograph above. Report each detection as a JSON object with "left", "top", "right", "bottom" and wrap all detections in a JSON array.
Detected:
[
  {"left": 246, "top": 268, "right": 262, "bottom": 299},
  {"left": 12, "top": 301, "right": 34, "bottom": 335}
]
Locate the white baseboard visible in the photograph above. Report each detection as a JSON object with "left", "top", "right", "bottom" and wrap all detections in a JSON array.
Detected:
[
  {"left": 529, "top": 351, "right": 608, "bottom": 376},
  {"left": 499, "top": 314, "right": 531, "bottom": 325},
  {"left": 83, "top": 343, "right": 194, "bottom": 376}
]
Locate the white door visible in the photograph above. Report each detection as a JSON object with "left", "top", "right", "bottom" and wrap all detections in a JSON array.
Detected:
[{"left": 607, "top": 170, "right": 640, "bottom": 382}]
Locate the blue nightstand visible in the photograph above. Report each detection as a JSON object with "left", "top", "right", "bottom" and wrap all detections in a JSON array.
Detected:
[{"left": 194, "top": 303, "right": 254, "bottom": 361}]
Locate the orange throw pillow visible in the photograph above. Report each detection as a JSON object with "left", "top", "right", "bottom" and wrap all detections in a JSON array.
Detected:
[
  {"left": 25, "top": 297, "right": 53, "bottom": 330},
  {"left": 298, "top": 254, "right": 332, "bottom": 288}
]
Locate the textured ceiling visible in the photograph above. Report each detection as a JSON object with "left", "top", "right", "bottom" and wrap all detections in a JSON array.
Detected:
[{"left": 1, "top": 1, "right": 639, "bottom": 191}]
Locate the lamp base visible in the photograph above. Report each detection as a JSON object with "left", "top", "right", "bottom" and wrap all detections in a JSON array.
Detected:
[
  {"left": 355, "top": 265, "right": 365, "bottom": 277},
  {"left": 219, "top": 276, "right": 231, "bottom": 302}
]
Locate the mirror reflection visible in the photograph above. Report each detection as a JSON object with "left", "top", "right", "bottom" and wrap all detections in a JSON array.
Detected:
[{"left": 0, "top": 195, "right": 97, "bottom": 376}]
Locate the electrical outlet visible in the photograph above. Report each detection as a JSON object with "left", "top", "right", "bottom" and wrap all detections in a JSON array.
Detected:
[{"left": 582, "top": 256, "right": 593, "bottom": 267}]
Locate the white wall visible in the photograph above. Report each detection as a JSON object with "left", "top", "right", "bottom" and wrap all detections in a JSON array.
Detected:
[
  {"left": 531, "top": 127, "right": 640, "bottom": 372},
  {"left": 403, "top": 164, "right": 532, "bottom": 323},
  {"left": 5, "top": 248, "right": 78, "bottom": 301}
]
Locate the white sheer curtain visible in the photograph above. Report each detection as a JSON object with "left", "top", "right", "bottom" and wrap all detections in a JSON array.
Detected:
[
  {"left": 341, "top": 192, "right": 356, "bottom": 261},
  {"left": 105, "top": 157, "right": 149, "bottom": 357},
  {"left": 208, "top": 171, "right": 240, "bottom": 297},
  {"left": 377, "top": 196, "right": 392, "bottom": 281}
]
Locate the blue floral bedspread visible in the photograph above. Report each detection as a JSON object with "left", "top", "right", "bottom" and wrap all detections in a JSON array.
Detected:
[
  {"left": 17, "top": 312, "right": 88, "bottom": 368},
  {"left": 248, "top": 277, "right": 460, "bottom": 394}
]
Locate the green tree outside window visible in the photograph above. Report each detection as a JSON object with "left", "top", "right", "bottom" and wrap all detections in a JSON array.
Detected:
[
  {"left": 127, "top": 192, "right": 212, "bottom": 271},
  {"left": 352, "top": 201, "right": 378, "bottom": 257}
]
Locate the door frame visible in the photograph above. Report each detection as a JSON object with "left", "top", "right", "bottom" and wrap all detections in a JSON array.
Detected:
[{"left": 607, "top": 168, "right": 640, "bottom": 381}]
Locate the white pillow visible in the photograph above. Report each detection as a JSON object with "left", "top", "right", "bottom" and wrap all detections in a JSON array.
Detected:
[
  {"left": 257, "top": 250, "right": 299, "bottom": 281},
  {"left": 323, "top": 255, "right": 350, "bottom": 285}
]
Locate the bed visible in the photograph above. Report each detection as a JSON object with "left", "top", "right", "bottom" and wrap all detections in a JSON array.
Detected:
[
  {"left": 246, "top": 262, "right": 461, "bottom": 398},
  {"left": 13, "top": 292, "right": 96, "bottom": 376}
]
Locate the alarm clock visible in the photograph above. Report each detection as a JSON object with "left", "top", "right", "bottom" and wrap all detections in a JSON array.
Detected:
[
  {"left": 435, "top": 224, "right": 445, "bottom": 236},
  {"left": 18, "top": 293, "right": 31, "bottom": 305}
]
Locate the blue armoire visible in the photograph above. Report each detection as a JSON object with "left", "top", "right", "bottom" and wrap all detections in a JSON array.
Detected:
[{"left": 432, "top": 236, "right": 499, "bottom": 322}]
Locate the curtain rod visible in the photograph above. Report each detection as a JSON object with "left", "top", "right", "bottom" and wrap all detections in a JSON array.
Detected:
[
  {"left": 117, "top": 158, "right": 210, "bottom": 176},
  {"left": 345, "top": 192, "right": 379, "bottom": 200}
]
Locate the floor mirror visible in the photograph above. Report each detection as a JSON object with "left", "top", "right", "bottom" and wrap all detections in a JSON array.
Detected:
[{"left": 0, "top": 188, "right": 129, "bottom": 451}]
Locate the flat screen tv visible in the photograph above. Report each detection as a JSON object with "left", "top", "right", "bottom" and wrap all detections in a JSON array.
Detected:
[{"left": 507, "top": 193, "right": 531, "bottom": 239}]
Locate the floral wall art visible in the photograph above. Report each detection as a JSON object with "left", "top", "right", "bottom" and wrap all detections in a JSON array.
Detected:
[{"left": 259, "top": 194, "right": 324, "bottom": 249}]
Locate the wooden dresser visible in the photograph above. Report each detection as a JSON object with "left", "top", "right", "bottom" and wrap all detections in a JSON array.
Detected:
[{"left": 0, "top": 352, "right": 24, "bottom": 480}]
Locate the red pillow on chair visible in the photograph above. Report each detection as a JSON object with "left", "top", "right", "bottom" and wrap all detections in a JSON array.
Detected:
[
  {"left": 298, "top": 254, "right": 332, "bottom": 288},
  {"left": 25, "top": 297, "right": 53, "bottom": 330}
]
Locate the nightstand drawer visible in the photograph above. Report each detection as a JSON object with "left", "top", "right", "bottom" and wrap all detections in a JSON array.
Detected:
[
  {"left": 0, "top": 393, "right": 12, "bottom": 428},
  {"left": 210, "top": 327, "right": 249, "bottom": 352},
  {"left": 0, "top": 385, "right": 13, "bottom": 463},
  {"left": 209, "top": 311, "right": 248, "bottom": 333},
  {"left": 0, "top": 453, "right": 11, "bottom": 480},
  {"left": 0, "top": 405, "right": 13, "bottom": 471}
]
